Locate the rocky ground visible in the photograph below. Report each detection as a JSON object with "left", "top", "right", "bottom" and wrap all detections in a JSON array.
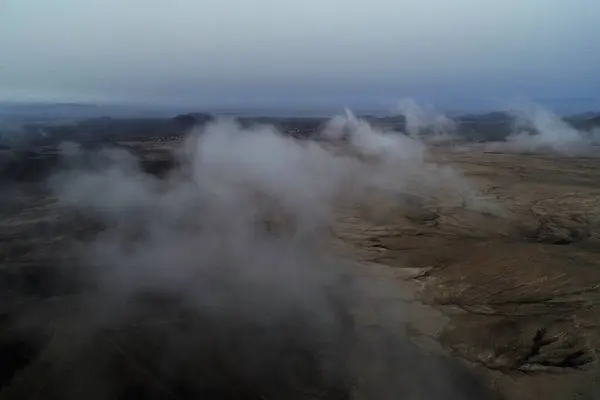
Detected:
[
  {"left": 333, "top": 146, "right": 600, "bottom": 399},
  {"left": 1, "top": 139, "right": 600, "bottom": 399}
]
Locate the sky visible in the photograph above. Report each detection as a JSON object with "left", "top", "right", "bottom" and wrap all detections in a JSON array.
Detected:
[{"left": 1, "top": 0, "right": 599, "bottom": 112}]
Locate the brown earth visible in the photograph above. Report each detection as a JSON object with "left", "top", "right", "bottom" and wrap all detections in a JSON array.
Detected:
[{"left": 333, "top": 147, "right": 600, "bottom": 399}]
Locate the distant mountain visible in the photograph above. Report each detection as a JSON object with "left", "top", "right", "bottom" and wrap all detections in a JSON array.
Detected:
[
  {"left": 456, "top": 111, "right": 512, "bottom": 123},
  {"left": 564, "top": 112, "right": 600, "bottom": 131},
  {"left": 2, "top": 106, "right": 600, "bottom": 150},
  {"left": 0, "top": 101, "right": 184, "bottom": 121}
]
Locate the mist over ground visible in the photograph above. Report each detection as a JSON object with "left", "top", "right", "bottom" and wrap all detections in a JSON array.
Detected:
[
  {"left": 478, "top": 101, "right": 600, "bottom": 154},
  {"left": 0, "top": 111, "right": 500, "bottom": 399},
  {"left": 2, "top": 0, "right": 600, "bottom": 396},
  {"left": 1, "top": 98, "right": 599, "bottom": 398},
  {"left": 2, "top": 97, "right": 598, "bottom": 150}
]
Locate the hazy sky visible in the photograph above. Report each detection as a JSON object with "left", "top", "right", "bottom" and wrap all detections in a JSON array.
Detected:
[{"left": 1, "top": 0, "right": 599, "bottom": 110}]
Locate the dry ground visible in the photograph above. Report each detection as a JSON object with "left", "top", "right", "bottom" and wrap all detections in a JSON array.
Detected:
[
  {"left": 332, "top": 145, "right": 600, "bottom": 399},
  {"left": 1, "top": 142, "right": 600, "bottom": 398}
]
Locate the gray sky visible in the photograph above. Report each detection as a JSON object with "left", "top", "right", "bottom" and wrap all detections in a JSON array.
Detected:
[{"left": 1, "top": 0, "right": 598, "bottom": 110}]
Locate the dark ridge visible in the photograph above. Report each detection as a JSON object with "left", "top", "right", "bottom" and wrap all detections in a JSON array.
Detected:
[
  {"left": 0, "top": 149, "right": 63, "bottom": 182},
  {"left": 2, "top": 109, "right": 600, "bottom": 183},
  {"left": 3, "top": 109, "right": 600, "bottom": 150}
]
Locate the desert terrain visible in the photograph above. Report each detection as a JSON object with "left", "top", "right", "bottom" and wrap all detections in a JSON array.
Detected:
[
  {"left": 340, "top": 146, "right": 600, "bottom": 399},
  {"left": 1, "top": 111, "right": 600, "bottom": 399}
]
